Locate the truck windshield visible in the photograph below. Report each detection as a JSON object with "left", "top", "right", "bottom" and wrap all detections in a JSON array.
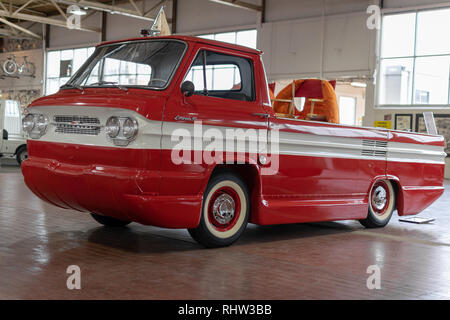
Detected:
[{"left": 65, "top": 40, "right": 186, "bottom": 90}]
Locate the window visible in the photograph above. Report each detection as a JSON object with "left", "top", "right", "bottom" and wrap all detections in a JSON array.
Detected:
[
  {"left": 184, "top": 50, "right": 254, "bottom": 101},
  {"left": 46, "top": 47, "right": 95, "bottom": 95},
  {"left": 415, "top": 90, "right": 430, "bottom": 104},
  {"left": 378, "top": 8, "right": 450, "bottom": 105},
  {"left": 339, "top": 96, "right": 356, "bottom": 125},
  {"left": 67, "top": 40, "right": 186, "bottom": 90},
  {"left": 198, "top": 29, "right": 257, "bottom": 49}
]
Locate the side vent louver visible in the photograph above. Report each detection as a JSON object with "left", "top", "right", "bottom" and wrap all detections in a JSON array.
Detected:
[{"left": 361, "top": 139, "right": 387, "bottom": 158}]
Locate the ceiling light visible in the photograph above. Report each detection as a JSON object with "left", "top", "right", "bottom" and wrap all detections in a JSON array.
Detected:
[
  {"left": 68, "top": 7, "right": 87, "bottom": 15},
  {"left": 350, "top": 82, "right": 367, "bottom": 88}
]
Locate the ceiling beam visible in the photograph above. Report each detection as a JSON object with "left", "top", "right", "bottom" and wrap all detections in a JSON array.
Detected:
[
  {"left": 0, "top": 9, "right": 101, "bottom": 32},
  {"left": 144, "top": 0, "right": 165, "bottom": 17},
  {"left": 209, "top": 0, "right": 263, "bottom": 12},
  {"left": 0, "top": 16, "right": 41, "bottom": 39},
  {"left": 0, "top": 0, "right": 47, "bottom": 16},
  {"left": 13, "top": 0, "right": 35, "bottom": 15},
  {"left": 128, "top": 0, "right": 142, "bottom": 16},
  {"left": 56, "top": 0, "right": 154, "bottom": 21},
  {"left": 50, "top": 0, "right": 67, "bottom": 19}
]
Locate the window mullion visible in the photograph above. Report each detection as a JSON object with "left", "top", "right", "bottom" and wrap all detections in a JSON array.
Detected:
[{"left": 411, "top": 11, "right": 419, "bottom": 105}]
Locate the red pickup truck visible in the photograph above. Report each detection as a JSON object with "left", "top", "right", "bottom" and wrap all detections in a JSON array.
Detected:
[{"left": 21, "top": 36, "right": 446, "bottom": 247}]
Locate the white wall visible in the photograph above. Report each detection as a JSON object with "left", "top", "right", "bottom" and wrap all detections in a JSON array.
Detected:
[
  {"left": 176, "top": 0, "right": 258, "bottom": 33},
  {"left": 48, "top": 12, "right": 101, "bottom": 49},
  {"left": 259, "top": 11, "right": 374, "bottom": 80}
]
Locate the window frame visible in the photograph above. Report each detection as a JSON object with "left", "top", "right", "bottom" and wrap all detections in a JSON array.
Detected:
[
  {"left": 376, "top": 8, "right": 450, "bottom": 108},
  {"left": 182, "top": 47, "right": 256, "bottom": 102}
]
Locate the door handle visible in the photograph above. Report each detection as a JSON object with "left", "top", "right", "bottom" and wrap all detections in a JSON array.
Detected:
[{"left": 252, "top": 113, "right": 270, "bottom": 118}]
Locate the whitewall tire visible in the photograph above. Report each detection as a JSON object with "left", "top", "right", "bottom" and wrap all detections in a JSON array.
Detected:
[
  {"left": 188, "top": 172, "right": 249, "bottom": 248},
  {"left": 359, "top": 180, "right": 396, "bottom": 228}
]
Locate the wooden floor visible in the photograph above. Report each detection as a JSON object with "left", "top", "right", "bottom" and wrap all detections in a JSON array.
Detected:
[{"left": 1, "top": 158, "right": 450, "bottom": 300}]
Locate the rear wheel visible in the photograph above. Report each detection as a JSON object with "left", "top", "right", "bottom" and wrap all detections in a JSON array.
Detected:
[
  {"left": 359, "top": 180, "right": 395, "bottom": 228},
  {"left": 16, "top": 146, "right": 28, "bottom": 165},
  {"left": 90, "top": 213, "right": 131, "bottom": 227},
  {"left": 188, "top": 172, "right": 250, "bottom": 248}
]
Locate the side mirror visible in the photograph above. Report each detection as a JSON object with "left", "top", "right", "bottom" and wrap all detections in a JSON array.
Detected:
[
  {"left": 181, "top": 81, "right": 195, "bottom": 97},
  {"left": 2, "top": 129, "right": 8, "bottom": 140}
]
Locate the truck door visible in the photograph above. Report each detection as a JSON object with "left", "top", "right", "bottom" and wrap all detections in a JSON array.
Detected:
[{"left": 160, "top": 45, "right": 269, "bottom": 197}]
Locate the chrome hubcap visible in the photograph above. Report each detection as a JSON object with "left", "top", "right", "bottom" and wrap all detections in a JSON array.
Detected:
[
  {"left": 372, "top": 186, "right": 387, "bottom": 210},
  {"left": 212, "top": 193, "right": 235, "bottom": 224}
]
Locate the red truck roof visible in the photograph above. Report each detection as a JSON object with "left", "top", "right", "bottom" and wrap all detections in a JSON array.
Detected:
[{"left": 97, "top": 35, "right": 262, "bottom": 55}]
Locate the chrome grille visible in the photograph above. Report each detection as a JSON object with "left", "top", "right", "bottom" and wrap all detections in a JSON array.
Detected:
[
  {"left": 53, "top": 115, "right": 101, "bottom": 136},
  {"left": 361, "top": 139, "right": 388, "bottom": 158},
  {"left": 362, "top": 139, "right": 388, "bottom": 148}
]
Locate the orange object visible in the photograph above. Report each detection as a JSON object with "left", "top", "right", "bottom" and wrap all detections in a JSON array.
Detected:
[
  {"left": 269, "top": 87, "right": 275, "bottom": 101},
  {"left": 273, "top": 79, "right": 339, "bottom": 124}
]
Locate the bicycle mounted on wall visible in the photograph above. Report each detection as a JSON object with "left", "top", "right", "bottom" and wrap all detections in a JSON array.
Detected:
[{"left": 1, "top": 55, "right": 36, "bottom": 78}]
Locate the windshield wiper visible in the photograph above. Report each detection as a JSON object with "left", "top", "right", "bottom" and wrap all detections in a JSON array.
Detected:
[
  {"left": 60, "top": 83, "right": 84, "bottom": 92},
  {"left": 87, "top": 81, "right": 128, "bottom": 91}
]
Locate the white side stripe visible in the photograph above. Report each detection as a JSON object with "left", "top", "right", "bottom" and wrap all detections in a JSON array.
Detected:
[{"left": 30, "top": 106, "right": 446, "bottom": 165}]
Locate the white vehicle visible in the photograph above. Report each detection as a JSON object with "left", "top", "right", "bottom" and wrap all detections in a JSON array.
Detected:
[{"left": 0, "top": 100, "right": 27, "bottom": 165}]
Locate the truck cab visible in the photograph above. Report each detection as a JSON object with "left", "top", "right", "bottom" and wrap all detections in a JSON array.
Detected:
[{"left": 0, "top": 100, "right": 27, "bottom": 165}]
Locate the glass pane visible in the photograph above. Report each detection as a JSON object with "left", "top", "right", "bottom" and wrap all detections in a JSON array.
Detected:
[
  {"left": 84, "top": 75, "right": 98, "bottom": 85},
  {"left": 187, "top": 66, "right": 204, "bottom": 91},
  {"left": 414, "top": 56, "right": 450, "bottom": 104},
  {"left": 87, "top": 47, "right": 95, "bottom": 56},
  {"left": 120, "top": 61, "right": 137, "bottom": 74},
  {"left": 215, "top": 32, "right": 236, "bottom": 45},
  {"left": 381, "top": 13, "right": 416, "bottom": 58},
  {"left": 205, "top": 67, "right": 213, "bottom": 90},
  {"left": 104, "top": 75, "right": 119, "bottom": 83},
  {"left": 104, "top": 58, "right": 120, "bottom": 75},
  {"left": 236, "top": 30, "right": 257, "bottom": 49},
  {"left": 47, "top": 51, "right": 60, "bottom": 78},
  {"left": 416, "top": 8, "right": 450, "bottom": 56},
  {"left": 73, "top": 48, "right": 88, "bottom": 73},
  {"left": 137, "top": 63, "right": 151, "bottom": 75},
  {"left": 59, "top": 77, "right": 70, "bottom": 87},
  {"left": 69, "top": 41, "right": 185, "bottom": 89},
  {"left": 46, "top": 78, "right": 60, "bottom": 95},
  {"left": 379, "top": 58, "right": 413, "bottom": 104},
  {"left": 137, "top": 74, "right": 151, "bottom": 85},
  {"left": 60, "top": 49, "right": 73, "bottom": 61},
  {"left": 212, "top": 66, "right": 236, "bottom": 90},
  {"left": 198, "top": 34, "right": 215, "bottom": 40},
  {"left": 120, "top": 74, "right": 137, "bottom": 85},
  {"left": 338, "top": 96, "right": 356, "bottom": 125}
]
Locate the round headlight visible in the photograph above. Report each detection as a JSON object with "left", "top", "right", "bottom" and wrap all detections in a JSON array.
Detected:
[
  {"left": 35, "top": 114, "right": 48, "bottom": 134},
  {"left": 106, "top": 116, "right": 120, "bottom": 138},
  {"left": 122, "top": 117, "right": 138, "bottom": 140},
  {"left": 22, "top": 114, "right": 35, "bottom": 133}
]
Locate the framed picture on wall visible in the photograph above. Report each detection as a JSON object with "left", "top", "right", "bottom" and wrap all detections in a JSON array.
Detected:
[
  {"left": 394, "top": 114, "right": 413, "bottom": 131},
  {"left": 416, "top": 113, "right": 450, "bottom": 157}
]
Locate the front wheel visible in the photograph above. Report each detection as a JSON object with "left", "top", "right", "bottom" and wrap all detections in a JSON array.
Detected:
[
  {"left": 90, "top": 213, "right": 131, "bottom": 227},
  {"left": 3, "top": 60, "right": 16, "bottom": 75},
  {"left": 359, "top": 180, "right": 396, "bottom": 228},
  {"left": 16, "top": 146, "right": 28, "bottom": 165},
  {"left": 188, "top": 172, "right": 250, "bottom": 248}
]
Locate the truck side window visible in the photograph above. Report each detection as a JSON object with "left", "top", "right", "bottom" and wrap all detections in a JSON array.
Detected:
[{"left": 185, "top": 50, "right": 255, "bottom": 101}]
